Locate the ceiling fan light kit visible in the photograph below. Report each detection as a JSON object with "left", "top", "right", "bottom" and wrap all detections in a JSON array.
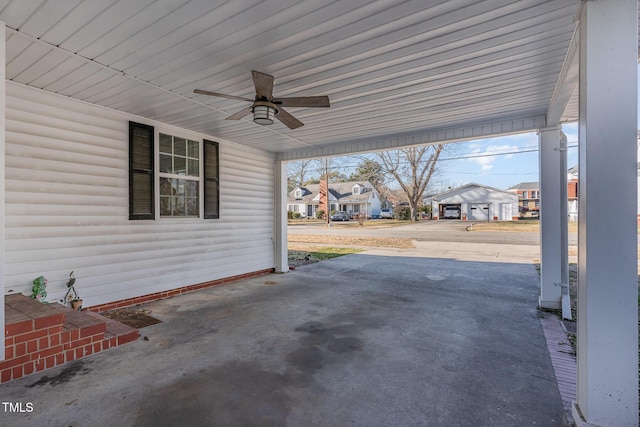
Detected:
[
  {"left": 252, "top": 102, "right": 276, "bottom": 125},
  {"left": 194, "top": 70, "right": 330, "bottom": 129}
]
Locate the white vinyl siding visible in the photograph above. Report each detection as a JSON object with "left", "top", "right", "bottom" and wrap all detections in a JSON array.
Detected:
[{"left": 5, "top": 82, "right": 275, "bottom": 306}]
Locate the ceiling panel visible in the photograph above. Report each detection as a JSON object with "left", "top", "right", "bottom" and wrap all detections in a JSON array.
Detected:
[{"left": 0, "top": 0, "right": 606, "bottom": 158}]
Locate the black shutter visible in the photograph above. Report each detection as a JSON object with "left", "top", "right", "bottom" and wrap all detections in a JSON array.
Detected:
[
  {"left": 203, "top": 139, "right": 219, "bottom": 219},
  {"left": 129, "top": 122, "right": 155, "bottom": 220}
]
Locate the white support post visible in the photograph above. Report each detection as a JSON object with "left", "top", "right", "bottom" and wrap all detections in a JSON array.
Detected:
[
  {"left": 573, "top": 1, "right": 638, "bottom": 426},
  {"left": 538, "top": 126, "right": 567, "bottom": 313},
  {"left": 273, "top": 160, "right": 289, "bottom": 274},
  {"left": 0, "top": 22, "right": 5, "bottom": 360}
]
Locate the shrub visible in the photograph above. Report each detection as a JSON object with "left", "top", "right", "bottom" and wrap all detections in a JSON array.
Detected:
[
  {"left": 292, "top": 212, "right": 302, "bottom": 219},
  {"left": 393, "top": 206, "right": 411, "bottom": 220},
  {"left": 315, "top": 210, "right": 325, "bottom": 219}
]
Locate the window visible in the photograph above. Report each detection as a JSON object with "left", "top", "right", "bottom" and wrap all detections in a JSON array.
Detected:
[
  {"left": 532, "top": 190, "right": 540, "bottom": 199},
  {"left": 352, "top": 185, "right": 361, "bottom": 195},
  {"left": 129, "top": 122, "right": 219, "bottom": 220},
  {"left": 159, "top": 133, "right": 200, "bottom": 217},
  {"left": 294, "top": 188, "right": 302, "bottom": 199}
]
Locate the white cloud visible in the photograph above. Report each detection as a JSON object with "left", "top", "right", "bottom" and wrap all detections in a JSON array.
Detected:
[{"left": 469, "top": 144, "right": 519, "bottom": 171}]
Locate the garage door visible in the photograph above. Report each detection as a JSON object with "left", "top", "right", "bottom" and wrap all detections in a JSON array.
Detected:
[{"left": 469, "top": 203, "right": 489, "bottom": 221}]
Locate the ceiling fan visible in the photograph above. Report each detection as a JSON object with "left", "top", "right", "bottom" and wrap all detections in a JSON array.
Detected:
[{"left": 194, "top": 70, "right": 330, "bottom": 129}]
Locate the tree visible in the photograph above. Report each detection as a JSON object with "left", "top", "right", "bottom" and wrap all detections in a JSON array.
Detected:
[
  {"left": 287, "top": 160, "right": 314, "bottom": 192},
  {"left": 375, "top": 145, "right": 445, "bottom": 221}
]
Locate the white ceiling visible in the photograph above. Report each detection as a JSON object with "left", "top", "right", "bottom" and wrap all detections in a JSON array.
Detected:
[{"left": 0, "top": 0, "right": 602, "bottom": 160}]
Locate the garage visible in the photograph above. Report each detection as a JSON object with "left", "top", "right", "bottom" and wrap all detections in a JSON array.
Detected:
[
  {"left": 430, "top": 183, "right": 519, "bottom": 221},
  {"left": 469, "top": 203, "right": 490, "bottom": 221}
]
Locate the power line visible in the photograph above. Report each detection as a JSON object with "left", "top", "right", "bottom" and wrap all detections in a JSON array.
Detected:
[{"left": 289, "top": 143, "right": 578, "bottom": 174}]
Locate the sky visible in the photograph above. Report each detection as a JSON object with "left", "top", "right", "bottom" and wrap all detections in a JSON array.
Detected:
[{"left": 432, "top": 122, "right": 579, "bottom": 191}]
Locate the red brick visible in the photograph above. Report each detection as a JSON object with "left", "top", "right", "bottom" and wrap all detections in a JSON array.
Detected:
[
  {"left": 32, "top": 345, "right": 63, "bottom": 360},
  {"left": 83, "top": 345, "right": 93, "bottom": 357},
  {"left": 23, "top": 362, "right": 34, "bottom": 376},
  {"left": 5, "top": 346, "right": 13, "bottom": 360},
  {"left": 65, "top": 349, "right": 75, "bottom": 362},
  {"left": 0, "top": 355, "right": 28, "bottom": 371},
  {"left": 27, "top": 340, "right": 38, "bottom": 354},
  {"left": 14, "top": 328, "right": 47, "bottom": 344},
  {"left": 34, "top": 359, "right": 45, "bottom": 372},
  {"left": 14, "top": 342, "right": 26, "bottom": 357},
  {"left": 48, "top": 325, "right": 63, "bottom": 335},
  {"left": 12, "top": 365, "right": 23, "bottom": 379},
  {"left": 38, "top": 337, "right": 49, "bottom": 350},
  {"left": 45, "top": 356, "right": 55, "bottom": 369},
  {"left": 33, "top": 313, "right": 65, "bottom": 330},
  {"left": 55, "top": 353, "right": 64, "bottom": 366},
  {"left": 73, "top": 337, "right": 92, "bottom": 348},
  {"left": 118, "top": 331, "right": 140, "bottom": 345},
  {"left": 50, "top": 334, "right": 60, "bottom": 347},
  {"left": 1, "top": 369, "right": 11, "bottom": 383},
  {"left": 61, "top": 331, "right": 71, "bottom": 344},
  {"left": 93, "top": 342, "right": 102, "bottom": 353},
  {"left": 5, "top": 320, "right": 33, "bottom": 337},
  {"left": 5, "top": 337, "right": 14, "bottom": 346},
  {"left": 75, "top": 348, "right": 83, "bottom": 359},
  {"left": 70, "top": 330, "right": 79, "bottom": 341}
]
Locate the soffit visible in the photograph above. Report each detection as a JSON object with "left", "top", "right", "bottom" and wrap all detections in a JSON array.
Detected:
[{"left": 1, "top": 0, "right": 589, "bottom": 158}]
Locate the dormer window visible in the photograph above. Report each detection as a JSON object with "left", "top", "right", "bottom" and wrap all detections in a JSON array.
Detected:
[
  {"left": 294, "top": 188, "right": 302, "bottom": 199},
  {"left": 352, "top": 184, "right": 361, "bottom": 195}
]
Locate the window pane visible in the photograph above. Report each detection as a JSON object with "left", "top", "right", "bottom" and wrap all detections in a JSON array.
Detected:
[
  {"left": 188, "top": 140, "right": 199, "bottom": 158},
  {"left": 159, "top": 134, "right": 172, "bottom": 154},
  {"left": 174, "top": 156, "right": 186, "bottom": 175},
  {"left": 174, "top": 138, "right": 186, "bottom": 156},
  {"left": 186, "top": 180, "right": 198, "bottom": 197},
  {"left": 187, "top": 197, "right": 198, "bottom": 216},
  {"left": 187, "top": 159, "right": 199, "bottom": 176},
  {"left": 159, "top": 153, "right": 172, "bottom": 173}
]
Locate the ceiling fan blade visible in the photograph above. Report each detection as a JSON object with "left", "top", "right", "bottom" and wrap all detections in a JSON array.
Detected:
[
  {"left": 252, "top": 70, "right": 274, "bottom": 99},
  {"left": 194, "top": 89, "right": 253, "bottom": 102},
  {"left": 274, "top": 96, "right": 330, "bottom": 108},
  {"left": 275, "top": 107, "right": 304, "bottom": 129},
  {"left": 226, "top": 107, "right": 252, "bottom": 120}
]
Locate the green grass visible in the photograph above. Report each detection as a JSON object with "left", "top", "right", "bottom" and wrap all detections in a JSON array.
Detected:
[{"left": 289, "top": 247, "right": 363, "bottom": 261}]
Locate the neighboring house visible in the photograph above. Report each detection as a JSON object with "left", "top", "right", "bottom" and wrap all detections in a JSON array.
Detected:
[
  {"left": 507, "top": 182, "right": 540, "bottom": 215},
  {"left": 508, "top": 167, "right": 580, "bottom": 221},
  {"left": 288, "top": 181, "right": 382, "bottom": 218},
  {"left": 431, "top": 183, "right": 519, "bottom": 221}
]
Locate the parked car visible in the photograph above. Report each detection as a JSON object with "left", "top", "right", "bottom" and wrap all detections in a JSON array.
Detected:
[
  {"left": 530, "top": 211, "right": 539, "bottom": 218},
  {"left": 443, "top": 206, "right": 461, "bottom": 219},
  {"left": 380, "top": 208, "right": 393, "bottom": 219},
  {"left": 330, "top": 211, "right": 350, "bottom": 221}
]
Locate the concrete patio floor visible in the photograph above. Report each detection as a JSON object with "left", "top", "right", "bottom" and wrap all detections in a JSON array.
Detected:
[{"left": 0, "top": 247, "right": 566, "bottom": 426}]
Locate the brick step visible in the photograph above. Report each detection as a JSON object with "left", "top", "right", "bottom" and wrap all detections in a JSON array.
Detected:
[
  {"left": 2, "top": 294, "right": 139, "bottom": 384},
  {"left": 5, "top": 294, "right": 65, "bottom": 337}
]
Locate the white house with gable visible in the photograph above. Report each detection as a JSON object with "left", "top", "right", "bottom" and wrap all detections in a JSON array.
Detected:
[
  {"left": 431, "top": 183, "right": 519, "bottom": 221},
  {"left": 288, "top": 181, "right": 381, "bottom": 218}
]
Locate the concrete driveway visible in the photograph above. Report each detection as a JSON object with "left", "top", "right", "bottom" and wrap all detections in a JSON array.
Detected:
[{"left": 0, "top": 242, "right": 565, "bottom": 426}]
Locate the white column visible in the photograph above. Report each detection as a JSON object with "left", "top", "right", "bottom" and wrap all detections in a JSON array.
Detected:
[
  {"left": 273, "top": 160, "right": 289, "bottom": 273},
  {"left": 0, "top": 22, "right": 5, "bottom": 360},
  {"left": 538, "top": 126, "right": 568, "bottom": 313},
  {"left": 573, "top": 1, "right": 638, "bottom": 426}
]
